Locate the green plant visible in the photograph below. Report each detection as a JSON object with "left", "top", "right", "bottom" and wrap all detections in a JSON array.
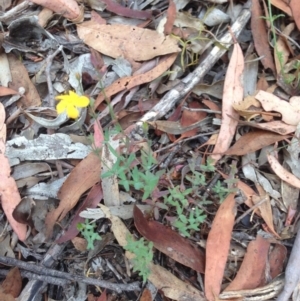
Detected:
[
  {"left": 124, "top": 235, "right": 153, "bottom": 283},
  {"left": 164, "top": 186, "right": 206, "bottom": 237},
  {"left": 211, "top": 180, "right": 232, "bottom": 201},
  {"left": 77, "top": 219, "right": 102, "bottom": 250},
  {"left": 101, "top": 146, "right": 164, "bottom": 200}
]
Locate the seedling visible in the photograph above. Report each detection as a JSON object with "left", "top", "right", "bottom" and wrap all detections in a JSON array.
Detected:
[
  {"left": 77, "top": 219, "right": 102, "bottom": 250},
  {"left": 124, "top": 235, "right": 153, "bottom": 283},
  {"left": 101, "top": 145, "right": 164, "bottom": 200},
  {"left": 164, "top": 186, "right": 206, "bottom": 237}
]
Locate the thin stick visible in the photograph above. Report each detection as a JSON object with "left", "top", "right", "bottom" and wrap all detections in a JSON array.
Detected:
[
  {"left": 0, "top": 255, "right": 140, "bottom": 293},
  {"left": 182, "top": 106, "right": 222, "bottom": 114},
  {"left": 46, "top": 45, "right": 63, "bottom": 108},
  {"left": 154, "top": 130, "right": 219, "bottom": 153},
  {"left": 234, "top": 197, "right": 268, "bottom": 225}
]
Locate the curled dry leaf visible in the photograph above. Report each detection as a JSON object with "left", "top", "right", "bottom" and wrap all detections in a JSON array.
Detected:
[
  {"left": 31, "top": 0, "right": 83, "bottom": 22},
  {"left": 253, "top": 187, "right": 279, "bottom": 238},
  {"left": 251, "top": 0, "right": 276, "bottom": 72},
  {"left": 267, "top": 154, "right": 300, "bottom": 189},
  {"left": 256, "top": 90, "right": 300, "bottom": 125},
  {"left": 8, "top": 54, "right": 41, "bottom": 108},
  {"left": 224, "top": 235, "right": 270, "bottom": 291},
  {"left": 77, "top": 21, "right": 180, "bottom": 61},
  {"left": 164, "top": 0, "right": 177, "bottom": 35},
  {"left": 271, "top": 0, "right": 292, "bottom": 16},
  {"left": 95, "top": 53, "right": 178, "bottom": 108},
  {"left": 289, "top": 0, "right": 300, "bottom": 31},
  {"left": 211, "top": 42, "right": 244, "bottom": 163}
]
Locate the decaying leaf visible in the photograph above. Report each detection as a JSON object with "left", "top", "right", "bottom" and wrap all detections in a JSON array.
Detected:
[
  {"left": 225, "top": 130, "right": 289, "bottom": 156},
  {"left": 95, "top": 53, "right": 178, "bottom": 108},
  {"left": 45, "top": 152, "right": 102, "bottom": 237},
  {"left": 31, "top": 0, "right": 83, "bottom": 21},
  {"left": 77, "top": 21, "right": 180, "bottom": 61},
  {"left": 7, "top": 53, "right": 41, "bottom": 108},
  {"left": 0, "top": 103, "right": 27, "bottom": 241},
  {"left": 251, "top": 0, "right": 276, "bottom": 72},
  {"left": 268, "top": 154, "right": 300, "bottom": 189},
  {"left": 134, "top": 206, "right": 205, "bottom": 273},
  {"left": 205, "top": 193, "right": 236, "bottom": 301},
  {"left": 211, "top": 42, "right": 244, "bottom": 162},
  {"left": 148, "top": 117, "right": 209, "bottom": 135},
  {"left": 223, "top": 235, "right": 270, "bottom": 291},
  {"left": 256, "top": 90, "right": 300, "bottom": 125}
]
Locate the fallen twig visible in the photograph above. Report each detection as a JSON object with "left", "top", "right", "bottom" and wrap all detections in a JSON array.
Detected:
[
  {"left": 137, "top": 0, "right": 251, "bottom": 126},
  {"left": 0, "top": 255, "right": 140, "bottom": 293}
]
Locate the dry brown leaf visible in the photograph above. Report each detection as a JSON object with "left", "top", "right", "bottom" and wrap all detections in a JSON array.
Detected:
[
  {"left": 271, "top": 0, "right": 292, "bottom": 15},
  {"left": 7, "top": 54, "right": 41, "bottom": 108},
  {"left": 77, "top": 21, "right": 179, "bottom": 61},
  {"left": 1, "top": 267, "right": 22, "bottom": 298},
  {"left": 251, "top": 0, "right": 276, "bottom": 72},
  {"left": 225, "top": 130, "right": 289, "bottom": 156},
  {"left": 269, "top": 244, "right": 287, "bottom": 278},
  {"left": 289, "top": 0, "right": 300, "bottom": 31},
  {"left": 100, "top": 0, "right": 152, "bottom": 20},
  {"left": 237, "top": 120, "right": 296, "bottom": 135},
  {"left": 274, "top": 23, "right": 294, "bottom": 74},
  {"left": 72, "top": 237, "right": 88, "bottom": 252},
  {"left": 268, "top": 154, "right": 300, "bottom": 189},
  {"left": 0, "top": 104, "right": 26, "bottom": 241},
  {"left": 95, "top": 53, "right": 177, "bottom": 108},
  {"left": 256, "top": 90, "right": 300, "bottom": 125},
  {"left": 148, "top": 118, "right": 208, "bottom": 135},
  {"left": 140, "top": 288, "right": 152, "bottom": 301},
  {"left": 0, "top": 87, "right": 18, "bottom": 97},
  {"left": 224, "top": 235, "right": 270, "bottom": 291},
  {"left": 253, "top": 184, "right": 279, "bottom": 238},
  {"left": 232, "top": 95, "right": 262, "bottom": 120},
  {"left": 202, "top": 99, "right": 221, "bottom": 118},
  {"left": 31, "top": 0, "right": 83, "bottom": 22},
  {"left": 179, "top": 102, "right": 207, "bottom": 139},
  {"left": 38, "top": 8, "right": 54, "bottom": 27},
  {"left": 45, "top": 152, "right": 101, "bottom": 237},
  {"left": 219, "top": 170, "right": 259, "bottom": 212},
  {"left": 164, "top": 0, "right": 177, "bottom": 35},
  {"left": 133, "top": 206, "right": 205, "bottom": 273},
  {"left": 205, "top": 193, "right": 236, "bottom": 301},
  {"left": 211, "top": 42, "right": 244, "bottom": 162},
  {"left": 0, "top": 290, "right": 14, "bottom": 301},
  {"left": 199, "top": 133, "right": 218, "bottom": 148}
]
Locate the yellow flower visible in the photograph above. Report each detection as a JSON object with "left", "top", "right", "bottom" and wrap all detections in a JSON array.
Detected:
[{"left": 56, "top": 91, "right": 90, "bottom": 119}]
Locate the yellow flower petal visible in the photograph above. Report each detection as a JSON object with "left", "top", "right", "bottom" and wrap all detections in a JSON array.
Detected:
[
  {"left": 66, "top": 104, "right": 79, "bottom": 119},
  {"left": 56, "top": 91, "right": 89, "bottom": 118},
  {"left": 56, "top": 101, "right": 67, "bottom": 114},
  {"left": 75, "top": 95, "right": 90, "bottom": 107}
]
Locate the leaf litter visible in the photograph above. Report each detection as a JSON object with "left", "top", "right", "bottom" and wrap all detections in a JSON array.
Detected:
[{"left": 1, "top": 0, "right": 300, "bottom": 300}]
